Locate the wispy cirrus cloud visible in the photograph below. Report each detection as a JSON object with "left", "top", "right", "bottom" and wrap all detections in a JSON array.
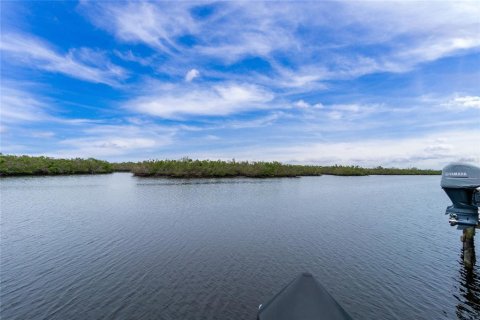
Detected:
[
  {"left": 0, "top": 85, "right": 52, "bottom": 123},
  {"left": 0, "top": 83, "right": 104, "bottom": 126},
  {"left": 0, "top": 33, "right": 127, "bottom": 86},
  {"left": 0, "top": 85, "right": 177, "bottom": 158},
  {"left": 79, "top": 1, "right": 480, "bottom": 86},
  {"left": 80, "top": 1, "right": 196, "bottom": 52}
]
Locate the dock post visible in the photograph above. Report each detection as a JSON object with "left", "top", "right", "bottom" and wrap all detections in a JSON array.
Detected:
[{"left": 461, "top": 227, "right": 476, "bottom": 269}]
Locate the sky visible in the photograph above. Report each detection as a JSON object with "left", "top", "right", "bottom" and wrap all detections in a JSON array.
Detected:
[{"left": 0, "top": 1, "right": 479, "bottom": 169}]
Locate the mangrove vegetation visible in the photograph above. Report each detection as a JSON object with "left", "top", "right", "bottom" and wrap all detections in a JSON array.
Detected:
[
  {"left": 0, "top": 155, "right": 113, "bottom": 176},
  {"left": 131, "top": 158, "right": 441, "bottom": 178},
  {"left": 0, "top": 154, "right": 441, "bottom": 177}
]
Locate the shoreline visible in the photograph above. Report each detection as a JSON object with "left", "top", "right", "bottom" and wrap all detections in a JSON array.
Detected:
[{"left": 0, "top": 155, "right": 442, "bottom": 177}]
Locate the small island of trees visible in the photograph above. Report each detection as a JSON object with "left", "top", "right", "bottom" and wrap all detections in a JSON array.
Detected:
[{"left": 0, "top": 155, "right": 113, "bottom": 176}]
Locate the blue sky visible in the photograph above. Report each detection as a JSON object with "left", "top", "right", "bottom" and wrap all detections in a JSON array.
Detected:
[{"left": 1, "top": 1, "right": 479, "bottom": 168}]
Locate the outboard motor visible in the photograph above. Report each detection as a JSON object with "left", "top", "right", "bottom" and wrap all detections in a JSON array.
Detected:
[{"left": 441, "top": 163, "right": 480, "bottom": 226}]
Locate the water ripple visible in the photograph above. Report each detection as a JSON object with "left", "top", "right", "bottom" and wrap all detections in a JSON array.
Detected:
[{"left": 1, "top": 173, "right": 479, "bottom": 319}]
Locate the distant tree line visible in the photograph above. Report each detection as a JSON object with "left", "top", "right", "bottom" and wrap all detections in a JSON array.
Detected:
[
  {"left": 0, "top": 155, "right": 113, "bottom": 176},
  {"left": 0, "top": 155, "right": 441, "bottom": 177},
  {"left": 111, "top": 161, "right": 137, "bottom": 172},
  {"left": 129, "top": 158, "right": 441, "bottom": 178}
]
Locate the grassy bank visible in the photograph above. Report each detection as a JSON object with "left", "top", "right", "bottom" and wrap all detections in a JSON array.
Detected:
[
  {"left": 131, "top": 158, "right": 440, "bottom": 178},
  {"left": 1, "top": 155, "right": 441, "bottom": 177},
  {"left": 0, "top": 155, "right": 113, "bottom": 176}
]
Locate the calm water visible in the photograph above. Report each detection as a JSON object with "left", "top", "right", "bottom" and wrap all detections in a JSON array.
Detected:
[{"left": 1, "top": 173, "right": 479, "bottom": 319}]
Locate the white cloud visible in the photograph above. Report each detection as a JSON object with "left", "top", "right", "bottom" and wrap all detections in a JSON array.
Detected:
[
  {"left": 114, "top": 50, "right": 153, "bottom": 66},
  {"left": 79, "top": 1, "right": 480, "bottom": 84},
  {"left": 196, "top": 29, "right": 296, "bottom": 63},
  {"left": 53, "top": 124, "right": 175, "bottom": 158},
  {"left": 325, "top": 104, "right": 379, "bottom": 120},
  {"left": 205, "top": 135, "right": 220, "bottom": 141},
  {"left": 80, "top": 1, "right": 195, "bottom": 52},
  {"left": 80, "top": 1, "right": 298, "bottom": 62},
  {"left": 31, "top": 131, "right": 55, "bottom": 138},
  {"left": 0, "top": 33, "right": 127, "bottom": 86},
  {"left": 0, "top": 85, "right": 178, "bottom": 157},
  {"left": 185, "top": 69, "right": 200, "bottom": 82},
  {"left": 391, "top": 37, "right": 480, "bottom": 71},
  {"left": 294, "top": 100, "right": 323, "bottom": 109},
  {"left": 127, "top": 83, "right": 274, "bottom": 118},
  {"left": 59, "top": 137, "right": 156, "bottom": 155},
  {"left": 223, "top": 112, "right": 283, "bottom": 129},
  {"left": 0, "top": 86, "right": 52, "bottom": 123},
  {"left": 0, "top": 84, "right": 104, "bottom": 126},
  {"left": 294, "top": 100, "right": 310, "bottom": 109},
  {"left": 186, "top": 130, "right": 480, "bottom": 169},
  {"left": 442, "top": 96, "right": 480, "bottom": 110},
  {"left": 292, "top": 102, "right": 380, "bottom": 121}
]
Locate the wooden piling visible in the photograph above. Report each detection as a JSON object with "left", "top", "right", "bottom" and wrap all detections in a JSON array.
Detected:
[{"left": 462, "top": 227, "right": 476, "bottom": 269}]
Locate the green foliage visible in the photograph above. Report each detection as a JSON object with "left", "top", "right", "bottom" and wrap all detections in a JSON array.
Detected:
[
  {"left": 111, "top": 162, "right": 137, "bottom": 172},
  {"left": 0, "top": 155, "right": 440, "bottom": 177},
  {"left": 0, "top": 155, "right": 113, "bottom": 176},
  {"left": 131, "top": 158, "right": 440, "bottom": 178}
]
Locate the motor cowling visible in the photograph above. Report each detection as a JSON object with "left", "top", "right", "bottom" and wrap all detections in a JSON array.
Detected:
[
  {"left": 441, "top": 163, "right": 480, "bottom": 189},
  {"left": 441, "top": 163, "right": 480, "bottom": 226}
]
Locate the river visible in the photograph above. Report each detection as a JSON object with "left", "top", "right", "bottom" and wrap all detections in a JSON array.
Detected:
[{"left": 1, "top": 173, "right": 479, "bottom": 319}]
